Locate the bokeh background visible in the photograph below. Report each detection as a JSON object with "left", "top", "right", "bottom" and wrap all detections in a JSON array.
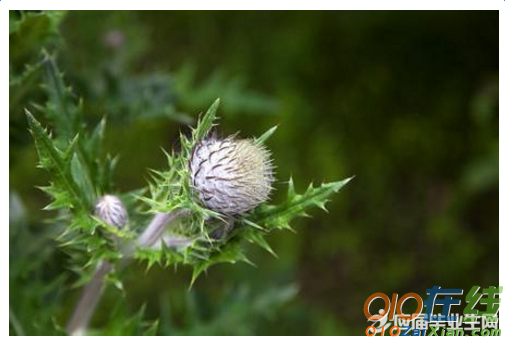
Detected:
[{"left": 10, "top": 11, "right": 498, "bottom": 335}]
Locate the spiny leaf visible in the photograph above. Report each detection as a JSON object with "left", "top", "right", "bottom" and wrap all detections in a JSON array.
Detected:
[
  {"left": 9, "top": 58, "right": 44, "bottom": 88},
  {"left": 70, "top": 153, "right": 96, "bottom": 206},
  {"left": 254, "top": 125, "right": 278, "bottom": 145},
  {"left": 9, "top": 10, "right": 66, "bottom": 36},
  {"left": 189, "top": 241, "right": 252, "bottom": 287},
  {"left": 41, "top": 52, "right": 81, "bottom": 139},
  {"left": 192, "top": 98, "right": 220, "bottom": 143},
  {"left": 87, "top": 117, "right": 107, "bottom": 156},
  {"left": 244, "top": 229, "right": 277, "bottom": 258},
  {"left": 39, "top": 184, "right": 73, "bottom": 210},
  {"left": 255, "top": 177, "right": 353, "bottom": 230},
  {"left": 26, "top": 110, "right": 88, "bottom": 211}
]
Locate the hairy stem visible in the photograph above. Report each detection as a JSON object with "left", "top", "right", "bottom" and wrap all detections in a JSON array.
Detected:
[
  {"left": 137, "top": 209, "right": 188, "bottom": 248},
  {"left": 66, "top": 209, "right": 188, "bottom": 335},
  {"left": 66, "top": 261, "right": 112, "bottom": 336}
]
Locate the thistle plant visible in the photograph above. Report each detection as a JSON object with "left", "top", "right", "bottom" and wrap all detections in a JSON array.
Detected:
[{"left": 27, "top": 54, "right": 352, "bottom": 335}]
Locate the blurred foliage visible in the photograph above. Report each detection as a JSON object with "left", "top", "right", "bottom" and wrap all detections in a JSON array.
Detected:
[{"left": 9, "top": 10, "right": 498, "bottom": 335}]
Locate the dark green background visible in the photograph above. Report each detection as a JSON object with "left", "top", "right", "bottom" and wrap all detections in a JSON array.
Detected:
[{"left": 10, "top": 11, "right": 498, "bottom": 335}]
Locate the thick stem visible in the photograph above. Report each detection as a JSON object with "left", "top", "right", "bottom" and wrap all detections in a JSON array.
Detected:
[
  {"left": 66, "top": 209, "right": 187, "bottom": 335},
  {"left": 66, "top": 261, "right": 112, "bottom": 336},
  {"left": 137, "top": 209, "right": 187, "bottom": 248}
]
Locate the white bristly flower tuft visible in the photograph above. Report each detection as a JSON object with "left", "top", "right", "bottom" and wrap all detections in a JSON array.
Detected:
[
  {"left": 189, "top": 136, "right": 274, "bottom": 215},
  {"left": 95, "top": 195, "right": 128, "bottom": 228}
]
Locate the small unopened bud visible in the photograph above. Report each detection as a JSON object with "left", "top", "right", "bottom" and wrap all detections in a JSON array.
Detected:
[
  {"left": 95, "top": 195, "right": 128, "bottom": 228},
  {"left": 189, "top": 136, "right": 274, "bottom": 215}
]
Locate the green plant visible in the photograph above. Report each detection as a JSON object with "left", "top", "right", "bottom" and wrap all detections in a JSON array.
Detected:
[{"left": 26, "top": 54, "right": 351, "bottom": 335}]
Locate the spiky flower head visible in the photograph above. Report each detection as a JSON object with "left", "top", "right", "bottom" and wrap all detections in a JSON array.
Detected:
[
  {"left": 189, "top": 136, "right": 274, "bottom": 215},
  {"left": 95, "top": 195, "right": 128, "bottom": 228}
]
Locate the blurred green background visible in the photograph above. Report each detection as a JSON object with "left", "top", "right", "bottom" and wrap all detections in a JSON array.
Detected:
[{"left": 10, "top": 11, "right": 498, "bottom": 335}]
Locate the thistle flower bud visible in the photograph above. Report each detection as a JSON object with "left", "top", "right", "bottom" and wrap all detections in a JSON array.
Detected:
[
  {"left": 95, "top": 195, "right": 128, "bottom": 228},
  {"left": 189, "top": 136, "right": 274, "bottom": 215}
]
